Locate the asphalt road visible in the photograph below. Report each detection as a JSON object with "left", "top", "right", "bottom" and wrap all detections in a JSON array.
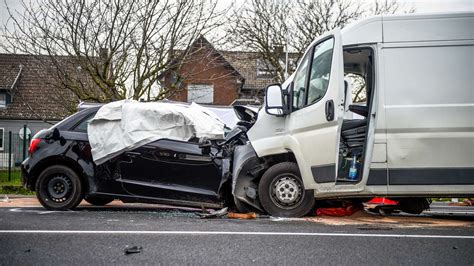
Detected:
[{"left": 0, "top": 203, "right": 473, "bottom": 265}]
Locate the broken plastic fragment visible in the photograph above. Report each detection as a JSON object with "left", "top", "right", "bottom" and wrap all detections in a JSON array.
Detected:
[
  {"left": 124, "top": 246, "right": 143, "bottom": 255},
  {"left": 195, "top": 207, "right": 228, "bottom": 219}
]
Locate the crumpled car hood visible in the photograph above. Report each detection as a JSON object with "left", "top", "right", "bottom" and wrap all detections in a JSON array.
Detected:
[{"left": 88, "top": 100, "right": 225, "bottom": 164}]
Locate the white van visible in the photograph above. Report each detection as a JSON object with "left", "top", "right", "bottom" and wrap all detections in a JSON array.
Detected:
[{"left": 232, "top": 12, "right": 474, "bottom": 217}]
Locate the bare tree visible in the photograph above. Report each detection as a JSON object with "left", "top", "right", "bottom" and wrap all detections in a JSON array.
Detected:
[
  {"left": 227, "top": 0, "right": 413, "bottom": 84},
  {"left": 1, "top": 0, "right": 228, "bottom": 103},
  {"left": 226, "top": 0, "right": 293, "bottom": 83}
]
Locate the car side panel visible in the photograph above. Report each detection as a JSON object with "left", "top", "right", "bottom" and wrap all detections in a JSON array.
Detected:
[{"left": 118, "top": 139, "right": 227, "bottom": 204}]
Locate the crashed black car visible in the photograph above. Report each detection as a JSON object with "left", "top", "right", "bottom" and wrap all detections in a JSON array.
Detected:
[{"left": 22, "top": 105, "right": 255, "bottom": 211}]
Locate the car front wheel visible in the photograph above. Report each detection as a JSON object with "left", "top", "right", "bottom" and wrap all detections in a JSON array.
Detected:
[
  {"left": 36, "top": 165, "right": 83, "bottom": 211},
  {"left": 258, "top": 162, "right": 315, "bottom": 217}
]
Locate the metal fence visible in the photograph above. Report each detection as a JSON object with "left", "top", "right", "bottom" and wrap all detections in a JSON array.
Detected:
[{"left": 0, "top": 127, "right": 31, "bottom": 182}]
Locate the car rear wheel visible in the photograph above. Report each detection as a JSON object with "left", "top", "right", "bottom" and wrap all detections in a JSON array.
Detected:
[
  {"left": 85, "top": 196, "right": 114, "bottom": 206},
  {"left": 258, "top": 162, "right": 315, "bottom": 217},
  {"left": 36, "top": 165, "right": 83, "bottom": 211}
]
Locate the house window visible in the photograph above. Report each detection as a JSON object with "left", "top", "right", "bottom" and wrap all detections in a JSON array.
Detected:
[
  {"left": 187, "top": 84, "right": 214, "bottom": 104},
  {"left": 0, "top": 93, "right": 6, "bottom": 108},
  {"left": 0, "top": 128, "right": 4, "bottom": 151}
]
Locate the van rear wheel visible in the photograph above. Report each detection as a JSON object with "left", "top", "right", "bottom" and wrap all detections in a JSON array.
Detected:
[
  {"left": 36, "top": 165, "right": 83, "bottom": 211},
  {"left": 258, "top": 162, "right": 314, "bottom": 217}
]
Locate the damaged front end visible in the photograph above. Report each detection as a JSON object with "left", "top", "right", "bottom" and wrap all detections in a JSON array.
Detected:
[
  {"left": 87, "top": 101, "right": 266, "bottom": 211},
  {"left": 231, "top": 143, "right": 266, "bottom": 212}
]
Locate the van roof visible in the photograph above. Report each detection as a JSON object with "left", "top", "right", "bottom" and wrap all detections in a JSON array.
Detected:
[{"left": 341, "top": 12, "right": 474, "bottom": 46}]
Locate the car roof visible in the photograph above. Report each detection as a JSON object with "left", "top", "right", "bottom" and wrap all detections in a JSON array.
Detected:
[{"left": 54, "top": 106, "right": 101, "bottom": 131}]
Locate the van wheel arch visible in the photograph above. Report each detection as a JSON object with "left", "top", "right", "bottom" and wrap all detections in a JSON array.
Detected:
[
  {"left": 232, "top": 150, "right": 301, "bottom": 214},
  {"left": 260, "top": 152, "right": 298, "bottom": 171}
]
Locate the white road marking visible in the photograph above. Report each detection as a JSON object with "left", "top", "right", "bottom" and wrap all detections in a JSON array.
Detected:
[
  {"left": 0, "top": 230, "right": 473, "bottom": 239},
  {"left": 426, "top": 210, "right": 474, "bottom": 214}
]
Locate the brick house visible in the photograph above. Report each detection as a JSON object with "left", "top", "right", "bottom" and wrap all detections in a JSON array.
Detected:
[
  {"left": 166, "top": 36, "right": 299, "bottom": 106},
  {"left": 165, "top": 37, "right": 244, "bottom": 105},
  {"left": 0, "top": 54, "right": 78, "bottom": 166}
]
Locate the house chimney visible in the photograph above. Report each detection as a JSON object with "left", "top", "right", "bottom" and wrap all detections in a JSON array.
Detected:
[{"left": 273, "top": 45, "right": 284, "bottom": 55}]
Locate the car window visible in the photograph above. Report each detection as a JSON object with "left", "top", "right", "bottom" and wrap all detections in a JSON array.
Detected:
[
  {"left": 73, "top": 114, "right": 95, "bottom": 132},
  {"left": 292, "top": 51, "right": 311, "bottom": 110},
  {"left": 307, "top": 38, "right": 334, "bottom": 104}
]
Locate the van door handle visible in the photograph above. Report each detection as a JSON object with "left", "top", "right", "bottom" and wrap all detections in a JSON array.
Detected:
[{"left": 325, "top": 100, "right": 334, "bottom": 121}]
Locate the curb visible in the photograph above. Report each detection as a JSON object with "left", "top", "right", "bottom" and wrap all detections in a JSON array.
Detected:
[{"left": 0, "top": 194, "right": 35, "bottom": 199}]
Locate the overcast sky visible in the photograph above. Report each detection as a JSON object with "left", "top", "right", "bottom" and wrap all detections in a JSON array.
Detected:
[
  {"left": 2, "top": 0, "right": 473, "bottom": 24},
  {"left": 1, "top": 0, "right": 472, "bottom": 52},
  {"left": 399, "top": 0, "right": 473, "bottom": 12},
  {"left": 1, "top": 0, "right": 472, "bottom": 26}
]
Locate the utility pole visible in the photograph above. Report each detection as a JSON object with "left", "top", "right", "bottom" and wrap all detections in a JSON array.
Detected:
[{"left": 284, "top": 25, "right": 290, "bottom": 80}]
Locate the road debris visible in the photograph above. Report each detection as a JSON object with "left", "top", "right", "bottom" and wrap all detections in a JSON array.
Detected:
[
  {"left": 196, "top": 207, "right": 228, "bottom": 219},
  {"left": 227, "top": 212, "right": 258, "bottom": 219},
  {"left": 2, "top": 195, "right": 11, "bottom": 203},
  {"left": 316, "top": 205, "right": 360, "bottom": 217},
  {"left": 272, "top": 210, "right": 474, "bottom": 228},
  {"left": 316, "top": 200, "right": 361, "bottom": 217},
  {"left": 124, "top": 246, "right": 143, "bottom": 255},
  {"left": 364, "top": 198, "right": 399, "bottom": 216}
]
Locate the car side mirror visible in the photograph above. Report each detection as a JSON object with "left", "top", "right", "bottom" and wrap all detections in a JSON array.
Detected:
[
  {"left": 49, "top": 127, "right": 66, "bottom": 145},
  {"left": 52, "top": 128, "right": 61, "bottom": 140},
  {"left": 265, "top": 84, "right": 286, "bottom": 116}
]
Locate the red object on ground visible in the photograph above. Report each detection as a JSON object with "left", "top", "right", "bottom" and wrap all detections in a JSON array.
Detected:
[
  {"left": 367, "top": 197, "right": 398, "bottom": 205},
  {"left": 316, "top": 204, "right": 360, "bottom": 217}
]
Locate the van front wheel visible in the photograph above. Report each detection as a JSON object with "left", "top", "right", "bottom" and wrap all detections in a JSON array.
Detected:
[{"left": 258, "top": 162, "right": 314, "bottom": 217}]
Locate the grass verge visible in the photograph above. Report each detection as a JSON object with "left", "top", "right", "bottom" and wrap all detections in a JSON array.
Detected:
[{"left": 0, "top": 169, "right": 34, "bottom": 195}]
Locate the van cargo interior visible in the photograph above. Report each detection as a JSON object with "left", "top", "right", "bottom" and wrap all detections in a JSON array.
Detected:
[{"left": 337, "top": 47, "right": 373, "bottom": 183}]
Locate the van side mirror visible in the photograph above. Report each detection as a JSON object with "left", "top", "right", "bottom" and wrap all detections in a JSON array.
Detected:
[{"left": 265, "top": 84, "right": 286, "bottom": 116}]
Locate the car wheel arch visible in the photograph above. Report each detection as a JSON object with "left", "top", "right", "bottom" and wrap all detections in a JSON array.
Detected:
[{"left": 30, "top": 156, "right": 90, "bottom": 193}]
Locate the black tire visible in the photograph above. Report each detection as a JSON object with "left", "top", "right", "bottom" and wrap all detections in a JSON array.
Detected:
[
  {"left": 85, "top": 196, "right": 114, "bottom": 206},
  {"left": 35, "top": 165, "right": 83, "bottom": 211},
  {"left": 258, "top": 162, "right": 315, "bottom": 217},
  {"left": 398, "top": 198, "right": 431, "bottom": 214}
]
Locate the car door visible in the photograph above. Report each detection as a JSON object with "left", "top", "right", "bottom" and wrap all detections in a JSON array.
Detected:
[
  {"left": 118, "top": 139, "right": 225, "bottom": 205},
  {"left": 285, "top": 30, "right": 345, "bottom": 190}
]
